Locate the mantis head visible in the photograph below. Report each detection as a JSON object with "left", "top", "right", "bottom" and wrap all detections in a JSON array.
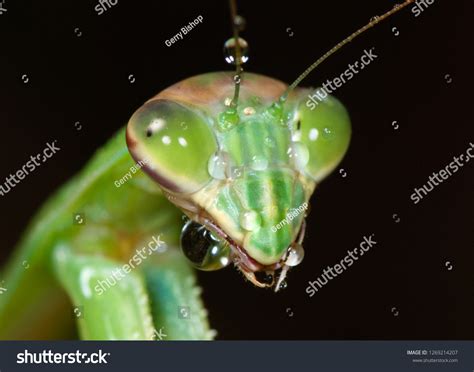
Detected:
[{"left": 126, "top": 72, "right": 351, "bottom": 290}]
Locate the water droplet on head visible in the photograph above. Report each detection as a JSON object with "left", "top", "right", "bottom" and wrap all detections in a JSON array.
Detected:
[
  {"left": 265, "top": 102, "right": 288, "bottom": 127},
  {"left": 287, "top": 142, "right": 309, "bottom": 170},
  {"left": 224, "top": 37, "right": 249, "bottom": 65},
  {"left": 250, "top": 155, "right": 268, "bottom": 171},
  {"left": 285, "top": 243, "right": 305, "bottom": 267},
  {"left": 291, "top": 130, "right": 302, "bottom": 142},
  {"left": 218, "top": 108, "right": 239, "bottom": 131},
  {"left": 267, "top": 102, "right": 283, "bottom": 118},
  {"left": 208, "top": 152, "right": 228, "bottom": 180},
  {"left": 278, "top": 280, "right": 288, "bottom": 291},
  {"left": 243, "top": 106, "right": 255, "bottom": 116},
  {"left": 240, "top": 210, "right": 262, "bottom": 231}
]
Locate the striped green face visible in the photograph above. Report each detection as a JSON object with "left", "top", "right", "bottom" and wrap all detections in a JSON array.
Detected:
[{"left": 127, "top": 72, "right": 351, "bottom": 289}]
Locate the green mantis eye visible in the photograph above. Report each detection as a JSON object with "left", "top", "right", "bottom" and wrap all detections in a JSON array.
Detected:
[
  {"left": 180, "top": 221, "right": 232, "bottom": 271},
  {"left": 294, "top": 94, "right": 351, "bottom": 182},
  {"left": 126, "top": 99, "right": 218, "bottom": 193}
]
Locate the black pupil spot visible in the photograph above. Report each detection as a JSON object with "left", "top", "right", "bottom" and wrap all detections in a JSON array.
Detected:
[
  {"left": 296, "top": 121, "right": 301, "bottom": 131},
  {"left": 146, "top": 128, "right": 153, "bottom": 137}
]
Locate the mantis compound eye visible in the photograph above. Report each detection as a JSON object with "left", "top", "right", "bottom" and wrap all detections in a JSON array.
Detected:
[
  {"left": 126, "top": 99, "right": 218, "bottom": 193},
  {"left": 180, "top": 220, "right": 232, "bottom": 271},
  {"left": 294, "top": 94, "right": 351, "bottom": 182}
]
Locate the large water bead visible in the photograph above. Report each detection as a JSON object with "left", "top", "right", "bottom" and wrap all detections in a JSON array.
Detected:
[
  {"left": 208, "top": 151, "right": 235, "bottom": 180},
  {"left": 223, "top": 37, "right": 249, "bottom": 65},
  {"left": 287, "top": 142, "right": 310, "bottom": 171},
  {"left": 181, "top": 220, "right": 232, "bottom": 271},
  {"left": 240, "top": 210, "right": 262, "bottom": 231},
  {"left": 285, "top": 243, "right": 305, "bottom": 267}
]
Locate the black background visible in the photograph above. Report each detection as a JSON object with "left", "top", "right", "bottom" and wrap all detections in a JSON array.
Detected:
[{"left": 0, "top": 0, "right": 473, "bottom": 340}]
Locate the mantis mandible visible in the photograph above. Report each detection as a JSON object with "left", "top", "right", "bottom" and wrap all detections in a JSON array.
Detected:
[{"left": 0, "top": 0, "right": 414, "bottom": 340}]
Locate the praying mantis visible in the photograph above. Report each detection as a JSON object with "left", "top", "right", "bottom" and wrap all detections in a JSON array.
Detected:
[{"left": 0, "top": 0, "right": 414, "bottom": 340}]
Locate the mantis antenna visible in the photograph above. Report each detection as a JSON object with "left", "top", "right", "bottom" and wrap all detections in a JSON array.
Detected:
[
  {"left": 229, "top": 0, "right": 244, "bottom": 108},
  {"left": 279, "top": 0, "right": 415, "bottom": 102}
]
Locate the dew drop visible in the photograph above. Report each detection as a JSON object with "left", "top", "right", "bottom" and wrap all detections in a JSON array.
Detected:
[
  {"left": 240, "top": 210, "right": 262, "bottom": 231},
  {"left": 250, "top": 155, "right": 268, "bottom": 171},
  {"left": 233, "top": 75, "right": 241, "bottom": 84},
  {"left": 287, "top": 142, "right": 309, "bottom": 169},
  {"left": 208, "top": 152, "right": 228, "bottom": 180},
  {"left": 265, "top": 102, "right": 286, "bottom": 126},
  {"left": 243, "top": 106, "right": 255, "bottom": 115},
  {"left": 291, "top": 130, "right": 302, "bottom": 142},
  {"left": 267, "top": 102, "right": 283, "bottom": 118},
  {"left": 285, "top": 243, "right": 305, "bottom": 267},
  {"left": 218, "top": 108, "right": 239, "bottom": 131},
  {"left": 224, "top": 37, "right": 249, "bottom": 65},
  {"left": 278, "top": 280, "right": 288, "bottom": 291}
]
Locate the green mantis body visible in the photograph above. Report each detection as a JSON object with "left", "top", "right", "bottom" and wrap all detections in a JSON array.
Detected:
[
  {"left": 0, "top": 0, "right": 414, "bottom": 340},
  {"left": 0, "top": 123, "right": 212, "bottom": 339}
]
